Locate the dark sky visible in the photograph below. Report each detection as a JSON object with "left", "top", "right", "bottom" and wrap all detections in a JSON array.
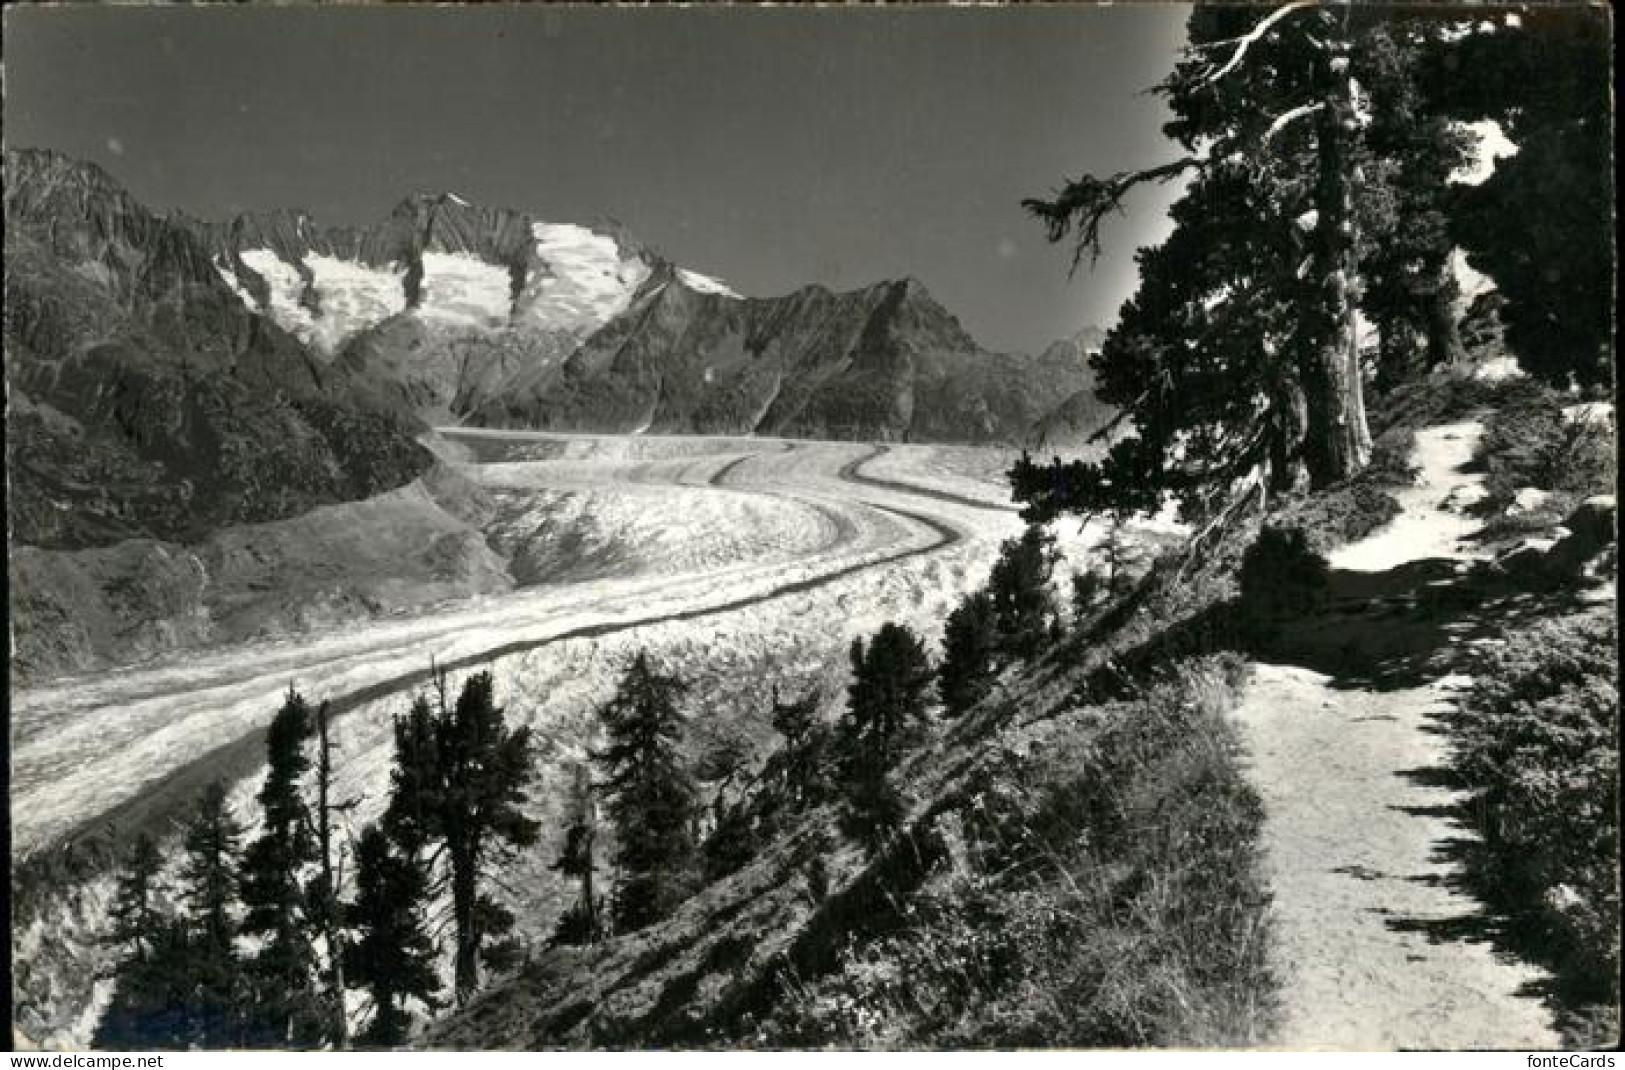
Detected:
[{"left": 4, "top": 4, "right": 1191, "bottom": 353}]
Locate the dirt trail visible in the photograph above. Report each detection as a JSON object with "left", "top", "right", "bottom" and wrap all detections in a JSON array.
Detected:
[{"left": 1234, "top": 421, "right": 1561, "bottom": 1049}]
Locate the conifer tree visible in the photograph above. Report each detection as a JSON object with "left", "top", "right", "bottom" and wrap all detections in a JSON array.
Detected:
[
  {"left": 768, "top": 686, "right": 828, "bottom": 806},
  {"left": 591, "top": 652, "right": 698, "bottom": 933},
  {"left": 108, "top": 833, "right": 165, "bottom": 962},
  {"left": 1435, "top": 7, "right": 1613, "bottom": 389},
  {"left": 384, "top": 669, "right": 538, "bottom": 1005},
  {"left": 344, "top": 823, "right": 440, "bottom": 1048},
  {"left": 177, "top": 780, "right": 246, "bottom": 1048},
  {"left": 987, "top": 526, "right": 1060, "bottom": 660},
  {"left": 94, "top": 919, "right": 194, "bottom": 1050},
  {"left": 550, "top": 764, "right": 600, "bottom": 946},
  {"left": 939, "top": 590, "right": 1000, "bottom": 716},
  {"left": 1019, "top": 2, "right": 1460, "bottom": 527},
  {"left": 240, "top": 688, "right": 325, "bottom": 1047},
  {"left": 307, "top": 699, "right": 350, "bottom": 1047},
  {"left": 839, "top": 624, "right": 933, "bottom": 841},
  {"left": 1357, "top": 18, "right": 1476, "bottom": 388},
  {"left": 96, "top": 835, "right": 191, "bottom": 1050}
]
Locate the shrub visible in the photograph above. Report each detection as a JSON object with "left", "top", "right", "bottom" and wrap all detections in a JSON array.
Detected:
[
  {"left": 1473, "top": 389, "right": 1616, "bottom": 518},
  {"left": 1357, "top": 429, "right": 1421, "bottom": 488},
  {"left": 760, "top": 656, "right": 1274, "bottom": 1048},
  {"left": 1444, "top": 612, "right": 1619, "bottom": 1033},
  {"left": 1238, "top": 525, "right": 1330, "bottom": 624}
]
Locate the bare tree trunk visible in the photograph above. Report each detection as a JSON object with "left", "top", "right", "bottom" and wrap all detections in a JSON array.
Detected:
[
  {"left": 1268, "top": 372, "right": 1310, "bottom": 497},
  {"left": 315, "top": 701, "right": 349, "bottom": 1049},
  {"left": 1301, "top": 40, "right": 1373, "bottom": 488},
  {"left": 451, "top": 848, "right": 480, "bottom": 1005},
  {"left": 1424, "top": 268, "right": 1467, "bottom": 369}
]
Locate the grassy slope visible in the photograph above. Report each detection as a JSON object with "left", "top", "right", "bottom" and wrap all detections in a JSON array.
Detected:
[
  {"left": 429, "top": 489, "right": 1288, "bottom": 1048},
  {"left": 433, "top": 373, "right": 1617, "bottom": 1051}
]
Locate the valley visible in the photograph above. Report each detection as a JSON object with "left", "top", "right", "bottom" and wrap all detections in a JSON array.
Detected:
[{"left": 12, "top": 430, "right": 1146, "bottom": 1048}]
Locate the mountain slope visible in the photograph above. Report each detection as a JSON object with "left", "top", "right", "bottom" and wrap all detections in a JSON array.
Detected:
[
  {"left": 3, "top": 149, "right": 432, "bottom": 550},
  {"left": 194, "top": 189, "right": 1090, "bottom": 443},
  {"left": 473, "top": 272, "right": 1090, "bottom": 443}
]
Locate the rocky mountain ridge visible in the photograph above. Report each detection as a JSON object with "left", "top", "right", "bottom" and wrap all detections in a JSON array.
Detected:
[
  {"left": 190, "top": 177, "right": 1094, "bottom": 442},
  {"left": 3, "top": 148, "right": 433, "bottom": 551}
]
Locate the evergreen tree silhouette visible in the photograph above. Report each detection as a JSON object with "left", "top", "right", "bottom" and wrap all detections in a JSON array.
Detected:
[
  {"left": 939, "top": 590, "right": 1000, "bottom": 716},
  {"left": 240, "top": 688, "right": 326, "bottom": 1047},
  {"left": 592, "top": 652, "right": 698, "bottom": 933},
  {"left": 385, "top": 669, "right": 538, "bottom": 1004},
  {"left": 344, "top": 823, "right": 440, "bottom": 1047},
  {"left": 987, "top": 525, "right": 1059, "bottom": 660},
  {"left": 839, "top": 624, "right": 932, "bottom": 842},
  {"left": 176, "top": 781, "right": 246, "bottom": 1047}
]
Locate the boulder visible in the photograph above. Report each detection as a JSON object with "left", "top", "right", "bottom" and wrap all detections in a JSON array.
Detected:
[
  {"left": 1506, "top": 486, "right": 1553, "bottom": 516},
  {"left": 1546, "top": 496, "right": 1617, "bottom": 577},
  {"left": 1441, "top": 483, "right": 1489, "bottom": 514},
  {"left": 1562, "top": 495, "right": 1616, "bottom": 549}
]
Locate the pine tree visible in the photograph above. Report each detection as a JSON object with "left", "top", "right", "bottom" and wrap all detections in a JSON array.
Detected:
[
  {"left": 987, "top": 526, "right": 1060, "bottom": 660},
  {"left": 96, "top": 836, "right": 191, "bottom": 1050},
  {"left": 591, "top": 652, "right": 698, "bottom": 933},
  {"left": 839, "top": 624, "right": 933, "bottom": 842},
  {"left": 1436, "top": 7, "right": 1613, "bottom": 390},
  {"left": 939, "top": 590, "right": 1000, "bottom": 716},
  {"left": 384, "top": 669, "right": 538, "bottom": 1005},
  {"left": 177, "top": 780, "right": 246, "bottom": 1048},
  {"left": 94, "top": 919, "right": 194, "bottom": 1050},
  {"left": 344, "top": 823, "right": 440, "bottom": 1048},
  {"left": 550, "top": 764, "right": 600, "bottom": 946},
  {"left": 307, "top": 699, "right": 350, "bottom": 1047},
  {"left": 108, "top": 833, "right": 165, "bottom": 961},
  {"left": 1020, "top": 3, "right": 1466, "bottom": 526},
  {"left": 240, "top": 688, "right": 325, "bottom": 1047},
  {"left": 767, "top": 687, "right": 829, "bottom": 807},
  {"left": 1357, "top": 18, "right": 1476, "bottom": 389}
]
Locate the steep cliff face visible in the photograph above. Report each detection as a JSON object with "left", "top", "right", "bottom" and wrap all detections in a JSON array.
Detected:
[
  {"left": 1025, "top": 326, "right": 1115, "bottom": 453},
  {"left": 474, "top": 273, "right": 1090, "bottom": 444},
  {"left": 3, "top": 149, "right": 432, "bottom": 550}
]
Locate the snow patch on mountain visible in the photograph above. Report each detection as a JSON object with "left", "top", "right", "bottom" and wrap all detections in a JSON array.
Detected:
[
  {"left": 237, "top": 248, "right": 318, "bottom": 340},
  {"left": 517, "top": 222, "right": 652, "bottom": 336},
  {"left": 213, "top": 258, "right": 259, "bottom": 309},
  {"left": 416, "top": 251, "right": 512, "bottom": 329},
  {"left": 304, "top": 254, "right": 408, "bottom": 351},
  {"left": 678, "top": 267, "right": 742, "bottom": 298}
]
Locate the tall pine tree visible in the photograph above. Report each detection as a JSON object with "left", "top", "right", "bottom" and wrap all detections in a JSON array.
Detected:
[
  {"left": 839, "top": 624, "right": 933, "bottom": 842},
  {"left": 550, "top": 764, "right": 601, "bottom": 946},
  {"left": 939, "top": 590, "right": 1000, "bottom": 717},
  {"left": 591, "top": 652, "right": 698, "bottom": 933},
  {"left": 239, "top": 688, "right": 326, "bottom": 1047},
  {"left": 108, "top": 833, "right": 165, "bottom": 962},
  {"left": 344, "top": 823, "right": 440, "bottom": 1048},
  {"left": 96, "top": 835, "right": 191, "bottom": 1050},
  {"left": 177, "top": 781, "right": 246, "bottom": 1048},
  {"left": 1017, "top": 2, "right": 1473, "bottom": 525},
  {"left": 385, "top": 669, "right": 538, "bottom": 1005}
]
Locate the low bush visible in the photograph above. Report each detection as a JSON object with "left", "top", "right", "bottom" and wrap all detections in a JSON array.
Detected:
[
  {"left": 1276, "top": 483, "right": 1403, "bottom": 555},
  {"left": 759, "top": 656, "right": 1274, "bottom": 1048},
  {"left": 1473, "top": 389, "right": 1615, "bottom": 519},
  {"left": 1369, "top": 370, "right": 1547, "bottom": 437},
  {"left": 1443, "top": 611, "right": 1619, "bottom": 1040}
]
